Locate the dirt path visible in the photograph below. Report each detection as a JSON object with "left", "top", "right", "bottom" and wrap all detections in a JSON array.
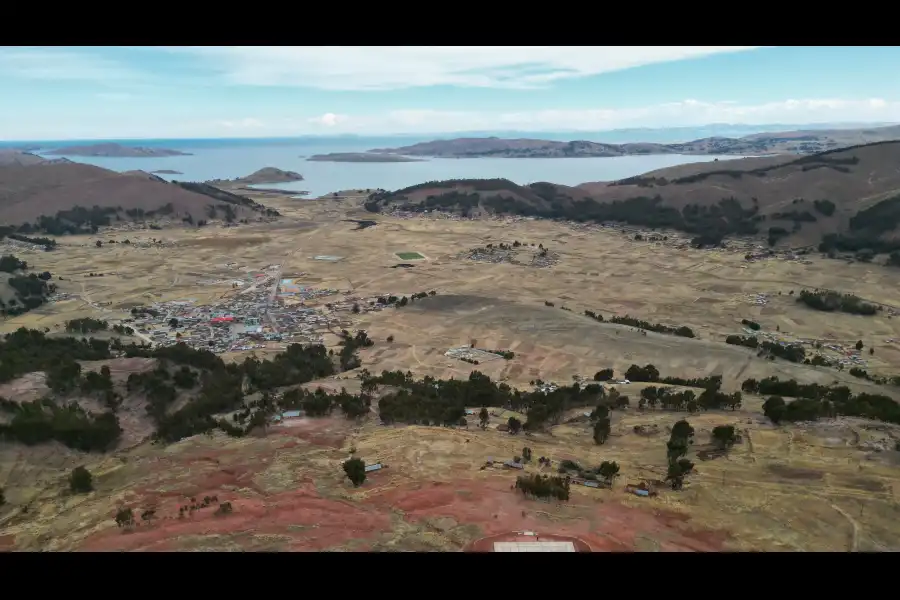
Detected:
[{"left": 830, "top": 502, "right": 860, "bottom": 552}]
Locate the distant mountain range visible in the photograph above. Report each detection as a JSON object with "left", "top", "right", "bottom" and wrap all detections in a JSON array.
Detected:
[{"left": 369, "top": 124, "right": 900, "bottom": 159}]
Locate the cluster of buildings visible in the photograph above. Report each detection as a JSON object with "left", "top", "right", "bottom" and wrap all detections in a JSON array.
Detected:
[
  {"left": 124, "top": 272, "right": 353, "bottom": 353},
  {"left": 121, "top": 264, "right": 401, "bottom": 354},
  {"left": 1, "top": 238, "right": 47, "bottom": 254},
  {"left": 747, "top": 293, "right": 770, "bottom": 307}
]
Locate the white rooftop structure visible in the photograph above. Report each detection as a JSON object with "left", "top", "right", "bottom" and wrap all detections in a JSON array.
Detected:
[{"left": 493, "top": 541, "right": 576, "bottom": 552}]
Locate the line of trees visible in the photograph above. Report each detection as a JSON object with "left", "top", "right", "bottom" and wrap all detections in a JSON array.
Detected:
[
  {"left": 796, "top": 289, "right": 878, "bottom": 316},
  {"left": 583, "top": 310, "right": 695, "bottom": 338},
  {"left": 515, "top": 473, "right": 570, "bottom": 501},
  {"left": 742, "top": 376, "right": 900, "bottom": 424}
]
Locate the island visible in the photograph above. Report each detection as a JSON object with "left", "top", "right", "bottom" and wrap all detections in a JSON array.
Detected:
[
  {"left": 150, "top": 169, "right": 183, "bottom": 175},
  {"left": 45, "top": 143, "right": 192, "bottom": 157},
  {"left": 306, "top": 152, "right": 425, "bottom": 163},
  {"left": 367, "top": 123, "right": 900, "bottom": 158},
  {"left": 207, "top": 167, "right": 305, "bottom": 186}
]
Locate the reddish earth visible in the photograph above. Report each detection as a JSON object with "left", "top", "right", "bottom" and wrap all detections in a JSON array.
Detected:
[
  {"left": 365, "top": 479, "right": 729, "bottom": 552},
  {"left": 73, "top": 419, "right": 728, "bottom": 551},
  {"left": 270, "top": 417, "right": 349, "bottom": 448},
  {"left": 76, "top": 474, "right": 729, "bottom": 551}
]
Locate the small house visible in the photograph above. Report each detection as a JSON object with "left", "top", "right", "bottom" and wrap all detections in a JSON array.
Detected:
[
  {"left": 281, "top": 410, "right": 301, "bottom": 419},
  {"left": 364, "top": 463, "right": 384, "bottom": 473},
  {"left": 503, "top": 460, "right": 525, "bottom": 470}
]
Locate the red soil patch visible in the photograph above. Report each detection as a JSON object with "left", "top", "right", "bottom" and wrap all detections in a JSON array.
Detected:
[
  {"left": 365, "top": 478, "right": 729, "bottom": 552},
  {"left": 79, "top": 481, "right": 391, "bottom": 552},
  {"left": 272, "top": 416, "right": 350, "bottom": 448}
]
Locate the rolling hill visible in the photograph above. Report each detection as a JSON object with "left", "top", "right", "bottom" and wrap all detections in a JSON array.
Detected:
[
  {"left": 363, "top": 141, "right": 900, "bottom": 254},
  {"left": 44, "top": 143, "right": 191, "bottom": 157},
  {"left": 369, "top": 123, "right": 900, "bottom": 159},
  {"left": 0, "top": 155, "right": 277, "bottom": 235}
]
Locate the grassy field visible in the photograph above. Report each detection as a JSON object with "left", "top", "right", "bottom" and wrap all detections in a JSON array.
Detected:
[{"left": 3, "top": 189, "right": 900, "bottom": 551}]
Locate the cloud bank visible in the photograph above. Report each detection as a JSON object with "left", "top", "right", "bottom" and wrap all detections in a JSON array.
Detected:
[
  {"left": 172, "top": 46, "right": 761, "bottom": 90},
  {"left": 5, "top": 98, "right": 896, "bottom": 140}
]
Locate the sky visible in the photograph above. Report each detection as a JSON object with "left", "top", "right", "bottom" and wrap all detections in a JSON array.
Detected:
[{"left": 2, "top": 46, "right": 900, "bottom": 141}]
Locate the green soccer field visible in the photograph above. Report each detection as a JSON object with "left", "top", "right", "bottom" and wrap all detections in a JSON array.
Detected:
[{"left": 396, "top": 252, "right": 425, "bottom": 260}]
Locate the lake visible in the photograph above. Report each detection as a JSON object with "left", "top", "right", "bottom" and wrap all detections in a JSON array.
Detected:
[{"left": 19, "top": 136, "right": 749, "bottom": 198}]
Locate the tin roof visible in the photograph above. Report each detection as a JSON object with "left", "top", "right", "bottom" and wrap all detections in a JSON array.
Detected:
[
  {"left": 364, "top": 463, "right": 383, "bottom": 472},
  {"left": 282, "top": 410, "right": 301, "bottom": 418}
]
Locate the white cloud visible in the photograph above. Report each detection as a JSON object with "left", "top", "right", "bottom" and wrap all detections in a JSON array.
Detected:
[
  {"left": 308, "top": 112, "right": 347, "bottom": 127},
  {"left": 0, "top": 47, "right": 139, "bottom": 82},
  {"left": 172, "top": 46, "right": 762, "bottom": 90},
  {"left": 286, "top": 98, "right": 900, "bottom": 135}
]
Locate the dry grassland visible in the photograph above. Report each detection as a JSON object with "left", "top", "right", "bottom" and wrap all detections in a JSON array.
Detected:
[
  {"left": 3, "top": 192, "right": 900, "bottom": 551},
  {"left": 2, "top": 394, "right": 899, "bottom": 551}
]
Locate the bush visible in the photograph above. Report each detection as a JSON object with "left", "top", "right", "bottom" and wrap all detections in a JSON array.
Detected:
[{"left": 69, "top": 466, "right": 93, "bottom": 494}]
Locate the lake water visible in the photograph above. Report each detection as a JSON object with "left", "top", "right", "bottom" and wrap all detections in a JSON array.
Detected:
[{"left": 16, "top": 136, "right": 747, "bottom": 198}]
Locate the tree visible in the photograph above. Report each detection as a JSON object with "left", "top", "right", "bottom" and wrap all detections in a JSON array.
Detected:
[
  {"left": 386, "top": 335, "right": 394, "bottom": 343},
  {"left": 711, "top": 425, "right": 738, "bottom": 450},
  {"left": 666, "top": 419, "right": 694, "bottom": 489},
  {"left": 507, "top": 417, "right": 522, "bottom": 434},
  {"left": 69, "top": 466, "right": 93, "bottom": 494},
  {"left": 666, "top": 458, "right": 695, "bottom": 490},
  {"left": 115, "top": 507, "right": 134, "bottom": 528},
  {"left": 590, "top": 404, "right": 609, "bottom": 422},
  {"left": 0, "top": 487, "right": 4, "bottom": 506},
  {"left": 671, "top": 419, "right": 694, "bottom": 442},
  {"left": 598, "top": 461, "right": 620, "bottom": 486},
  {"left": 169, "top": 318, "right": 179, "bottom": 329},
  {"left": 856, "top": 340, "right": 864, "bottom": 351},
  {"left": 593, "top": 368, "right": 614, "bottom": 381},
  {"left": 352, "top": 303, "right": 360, "bottom": 314},
  {"left": 593, "top": 417, "right": 611, "bottom": 445},
  {"left": 762, "top": 396, "right": 786, "bottom": 424},
  {"left": 479, "top": 407, "right": 489, "bottom": 429},
  {"left": 95, "top": 240, "right": 102, "bottom": 248},
  {"left": 522, "top": 446, "right": 533, "bottom": 462},
  {"left": 343, "top": 457, "right": 367, "bottom": 487}
]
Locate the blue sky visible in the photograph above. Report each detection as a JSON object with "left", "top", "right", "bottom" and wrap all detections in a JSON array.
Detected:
[{"left": 2, "top": 46, "right": 899, "bottom": 140}]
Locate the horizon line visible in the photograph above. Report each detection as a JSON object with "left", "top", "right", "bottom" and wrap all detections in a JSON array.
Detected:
[{"left": 2, "top": 120, "right": 897, "bottom": 145}]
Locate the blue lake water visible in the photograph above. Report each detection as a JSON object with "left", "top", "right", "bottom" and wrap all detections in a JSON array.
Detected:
[{"left": 11, "top": 136, "right": 748, "bottom": 198}]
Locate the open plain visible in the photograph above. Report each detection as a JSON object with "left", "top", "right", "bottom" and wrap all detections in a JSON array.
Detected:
[{"left": 3, "top": 190, "right": 900, "bottom": 551}]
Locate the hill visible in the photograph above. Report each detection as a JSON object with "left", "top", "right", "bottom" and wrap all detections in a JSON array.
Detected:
[
  {"left": 44, "top": 143, "right": 191, "bottom": 157},
  {"left": 369, "top": 123, "right": 900, "bottom": 158},
  {"left": 0, "top": 161, "right": 276, "bottom": 235},
  {"left": 363, "top": 141, "right": 900, "bottom": 253},
  {"left": 209, "top": 168, "right": 304, "bottom": 187}
]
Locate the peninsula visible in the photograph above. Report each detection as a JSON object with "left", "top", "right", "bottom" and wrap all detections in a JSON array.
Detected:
[
  {"left": 45, "top": 143, "right": 192, "bottom": 157},
  {"left": 368, "top": 123, "right": 900, "bottom": 159}
]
